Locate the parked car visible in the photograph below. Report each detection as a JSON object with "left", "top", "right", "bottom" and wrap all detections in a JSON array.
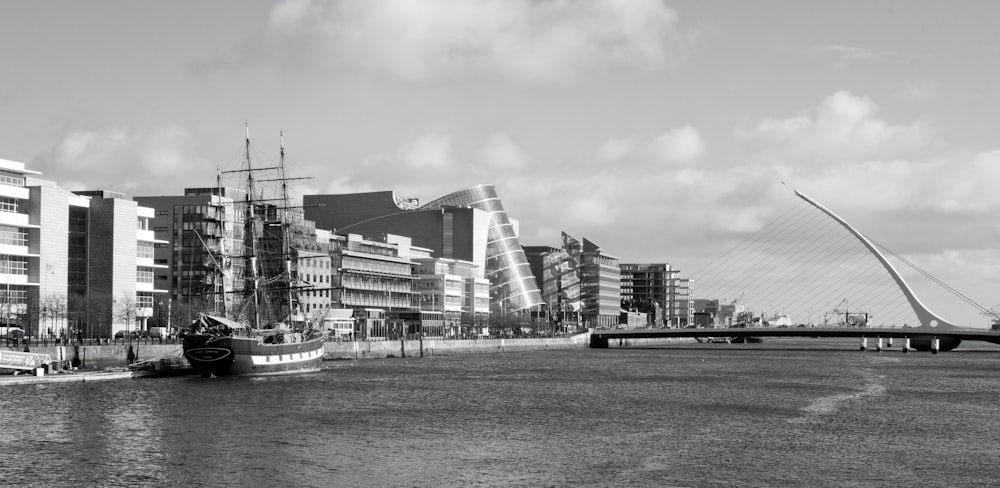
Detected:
[
  {"left": 114, "top": 330, "right": 141, "bottom": 340},
  {"left": 0, "top": 327, "right": 24, "bottom": 340}
]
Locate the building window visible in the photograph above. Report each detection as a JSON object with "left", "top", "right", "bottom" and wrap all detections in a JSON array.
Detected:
[
  {"left": 0, "top": 197, "right": 18, "bottom": 213},
  {"left": 137, "top": 243, "right": 155, "bottom": 260},
  {"left": 0, "top": 287, "right": 27, "bottom": 304},
  {"left": 137, "top": 267, "right": 154, "bottom": 284},
  {"left": 0, "top": 256, "right": 28, "bottom": 275},
  {"left": 0, "top": 170, "right": 25, "bottom": 188},
  {"left": 0, "top": 226, "right": 27, "bottom": 247}
]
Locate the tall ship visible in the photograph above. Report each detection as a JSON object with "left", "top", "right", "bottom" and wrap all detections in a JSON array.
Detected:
[{"left": 182, "top": 129, "right": 326, "bottom": 377}]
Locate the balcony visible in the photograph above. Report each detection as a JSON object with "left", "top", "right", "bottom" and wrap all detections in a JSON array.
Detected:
[
  {"left": 0, "top": 212, "right": 31, "bottom": 228},
  {"left": 0, "top": 185, "right": 29, "bottom": 200}
]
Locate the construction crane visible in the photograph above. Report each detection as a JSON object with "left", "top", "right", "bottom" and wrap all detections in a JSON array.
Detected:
[
  {"left": 824, "top": 299, "right": 870, "bottom": 327},
  {"left": 980, "top": 304, "right": 1000, "bottom": 330}
]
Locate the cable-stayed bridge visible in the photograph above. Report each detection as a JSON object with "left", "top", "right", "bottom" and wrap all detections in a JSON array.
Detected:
[{"left": 592, "top": 189, "right": 1000, "bottom": 352}]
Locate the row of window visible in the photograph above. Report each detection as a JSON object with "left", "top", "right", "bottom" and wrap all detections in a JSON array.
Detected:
[
  {"left": 340, "top": 256, "right": 412, "bottom": 276},
  {"left": 0, "top": 256, "right": 28, "bottom": 275},
  {"left": 0, "top": 288, "right": 27, "bottom": 304},
  {"left": 340, "top": 275, "right": 412, "bottom": 293},
  {"left": 339, "top": 291, "right": 413, "bottom": 309},
  {"left": 299, "top": 258, "right": 331, "bottom": 269},
  {"left": 137, "top": 243, "right": 155, "bottom": 260},
  {"left": 137, "top": 267, "right": 154, "bottom": 284},
  {"left": 0, "top": 197, "right": 19, "bottom": 213},
  {"left": 301, "top": 289, "right": 331, "bottom": 299},
  {"left": 0, "top": 226, "right": 27, "bottom": 247},
  {"left": 0, "top": 170, "right": 26, "bottom": 188},
  {"left": 302, "top": 274, "right": 330, "bottom": 285}
]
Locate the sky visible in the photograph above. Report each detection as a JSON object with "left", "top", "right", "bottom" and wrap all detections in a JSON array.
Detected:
[{"left": 2, "top": 1, "right": 999, "bottom": 327}]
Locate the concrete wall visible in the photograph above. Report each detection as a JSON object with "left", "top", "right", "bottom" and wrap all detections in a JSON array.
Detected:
[
  {"left": 8, "top": 333, "right": 602, "bottom": 370},
  {"left": 323, "top": 334, "right": 590, "bottom": 360},
  {"left": 7, "top": 343, "right": 182, "bottom": 370}
]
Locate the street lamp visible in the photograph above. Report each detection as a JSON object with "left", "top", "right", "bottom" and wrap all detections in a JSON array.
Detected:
[{"left": 1, "top": 255, "right": 8, "bottom": 330}]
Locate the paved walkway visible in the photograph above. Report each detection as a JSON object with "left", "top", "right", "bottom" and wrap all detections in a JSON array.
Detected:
[{"left": 0, "top": 370, "right": 135, "bottom": 386}]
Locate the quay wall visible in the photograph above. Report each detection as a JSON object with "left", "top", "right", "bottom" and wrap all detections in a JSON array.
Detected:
[
  {"left": 2, "top": 344, "right": 184, "bottom": 370},
  {"left": 324, "top": 334, "right": 591, "bottom": 360},
  {"left": 4, "top": 334, "right": 598, "bottom": 369}
]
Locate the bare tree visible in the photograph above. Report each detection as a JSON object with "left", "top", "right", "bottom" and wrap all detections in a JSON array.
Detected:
[{"left": 113, "top": 292, "right": 137, "bottom": 336}]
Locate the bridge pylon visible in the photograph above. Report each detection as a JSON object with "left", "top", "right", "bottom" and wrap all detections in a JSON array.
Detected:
[{"left": 795, "top": 190, "right": 963, "bottom": 332}]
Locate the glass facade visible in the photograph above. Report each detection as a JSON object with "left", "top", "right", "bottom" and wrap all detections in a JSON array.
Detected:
[{"left": 420, "top": 184, "right": 542, "bottom": 312}]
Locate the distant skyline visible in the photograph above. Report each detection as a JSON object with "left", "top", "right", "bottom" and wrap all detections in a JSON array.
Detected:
[{"left": 2, "top": 1, "right": 999, "bottom": 326}]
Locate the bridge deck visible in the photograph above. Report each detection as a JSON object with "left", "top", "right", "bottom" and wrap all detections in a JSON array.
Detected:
[{"left": 591, "top": 326, "right": 1000, "bottom": 344}]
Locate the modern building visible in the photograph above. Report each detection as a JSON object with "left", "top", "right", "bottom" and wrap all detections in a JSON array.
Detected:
[
  {"left": 0, "top": 158, "right": 168, "bottom": 339},
  {"left": 295, "top": 239, "right": 333, "bottom": 323},
  {"left": 620, "top": 263, "right": 676, "bottom": 327},
  {"left": 73, "top": 190, "right": 170, "bottom": 337},
  {"left": 135, "top": 187, "right": 246, "bottom": 319},
  {"left": 138, "top": 187, "right": 337, "bottom": 328},
  {"left": 526, "top": 233, "right": 621, "bottom": 329},
  {"left": 412, "top": 256, "right": 490, "bottom": 338},
  {"left": 523, "top": 244, "right": 559, "bottom": 325},
  {"left": 671, "top": 278, "right": 695, "bottom": 327},
  {"left": 693, "top": 298, "right": 720, "bottom": 328},
  {"left": 328, "top": 233, "right": 418, "bottom": 340},
  {"left": 136, "top": 187, "right": 245, "bottom": 312},
  {"left": 305, "top": 184, "right": 543, "bottom": 315}
]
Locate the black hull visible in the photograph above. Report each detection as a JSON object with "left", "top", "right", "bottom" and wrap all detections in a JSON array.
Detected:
[{"left": 183, "top": 334, "right": 325, "bottom": 377}]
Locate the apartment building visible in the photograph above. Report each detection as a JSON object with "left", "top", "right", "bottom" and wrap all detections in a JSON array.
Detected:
[{"left": 0, "top": 158, "right": 167, "bottom": 338}]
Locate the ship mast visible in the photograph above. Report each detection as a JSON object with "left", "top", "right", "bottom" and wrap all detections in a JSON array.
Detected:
[
  {"left": 244, "top": 125, "right": 262, "bottom": 329},
  {"left": 215, "top": 165, "right": 229, "bottom": 317},
  {"left": 279, "top": 131, "right": 297, "bottom": 325}
]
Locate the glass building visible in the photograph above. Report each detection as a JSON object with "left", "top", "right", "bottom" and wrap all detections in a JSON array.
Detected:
[{"left": 420, "top": 184, "right": 542, "bottom": 313}]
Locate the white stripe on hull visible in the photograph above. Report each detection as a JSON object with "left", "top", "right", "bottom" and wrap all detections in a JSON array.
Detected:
[
  {"left": 250, "top": 346, "right": 325, "bottom": 366},
  {"left": 227, "top": 343, "right": 325, "bottom": 376}
]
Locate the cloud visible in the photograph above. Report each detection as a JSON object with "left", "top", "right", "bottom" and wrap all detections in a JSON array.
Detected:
[
  {"left": 898, "top": 80, "right": 940, "bottom": 103},
  {"left": 311, "top": 91, "right": 1000, "bottom": 306},
  {"left": 34, "top": 126, "right": 211, "bottom": 195},
  {"left": 597, "top": 126, "right": 705, "bottom": 166},
  {"left": 246, "top": 0, "right": 689, "bottom": 82},
  {"left": 731, "top": 91, "right": 1000, "bottom": 261},
  {"left": 394, "top": 133, "right": 457, "bottom": 170},
  {"left": 737, "top": 91, "right": 933, "bottom": 166},
  {"left": 647, "top": 126, "right": 705, "bottom": 164},
  {"left": 808, "top": 43, "right": 890, "bottom": 69},
  {"left": 477, "top": 132, "right": 531, "bottom": 170}
]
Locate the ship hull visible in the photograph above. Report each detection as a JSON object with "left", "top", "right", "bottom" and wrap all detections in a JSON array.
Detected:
[{"left": 183, "top": 334, "right": 325, "bottom": 377}]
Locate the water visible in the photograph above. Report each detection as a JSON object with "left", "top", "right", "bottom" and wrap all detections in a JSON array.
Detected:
[{"left": 3, "top": 339, "right": 1000, "bottom": 487}]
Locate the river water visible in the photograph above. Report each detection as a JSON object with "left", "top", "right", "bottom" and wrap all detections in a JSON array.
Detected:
[{"left": 2, "top": 339, "right": 999, "bottom": 487}]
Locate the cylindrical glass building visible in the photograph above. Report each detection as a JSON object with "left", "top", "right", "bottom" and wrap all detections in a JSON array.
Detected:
[{"left": 421, "top": 184, "right": 543, "bottom": 312}]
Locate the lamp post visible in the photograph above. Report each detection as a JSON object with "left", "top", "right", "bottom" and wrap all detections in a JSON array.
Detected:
[{"left": 1, "top": 255, "right": 8, "bottom": 329}]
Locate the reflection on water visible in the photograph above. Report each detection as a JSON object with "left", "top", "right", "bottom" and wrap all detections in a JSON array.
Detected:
[{"left": 2, "top": 340, "right": 1000, "bottom": 487}]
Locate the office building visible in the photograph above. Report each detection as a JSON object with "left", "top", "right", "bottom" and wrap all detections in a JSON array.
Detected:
[
  {"left": 526, "top": 233, "right": 621, "bottom": 329},
  {"left": 305, "top": 184, "right": 542, "bottom": 314},
  {"left": 0, "top": 158, "right": 167, "bottom": 338}
]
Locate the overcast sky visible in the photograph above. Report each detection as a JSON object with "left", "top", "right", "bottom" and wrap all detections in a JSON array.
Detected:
[{"left": 2, "top": 1, "right": 999, "bottom": 327}]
